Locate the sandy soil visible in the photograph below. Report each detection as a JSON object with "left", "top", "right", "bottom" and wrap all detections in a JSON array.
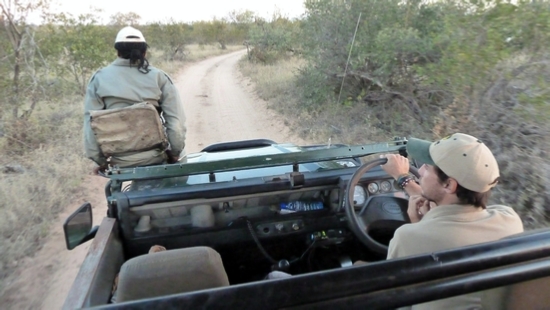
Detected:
[
  {"left": 175, "top": 49, "right": 307, "bottom": 152},
  {"left": 1, "top": 49, "right": 309, "bottom": 309}
]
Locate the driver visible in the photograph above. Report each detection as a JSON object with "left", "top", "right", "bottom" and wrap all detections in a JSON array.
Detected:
[{"left": 380, "top": 133, "right": 523, "bottom": 309}]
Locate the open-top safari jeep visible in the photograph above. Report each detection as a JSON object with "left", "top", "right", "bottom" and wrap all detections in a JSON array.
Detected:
[{"left": 63, "top": 139, "right": 550, "bottom": 309}]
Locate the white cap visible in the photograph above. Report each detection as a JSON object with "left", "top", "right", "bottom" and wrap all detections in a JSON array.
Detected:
[{"left": 115, "top": 26, "right": 146, "bottom": 44}]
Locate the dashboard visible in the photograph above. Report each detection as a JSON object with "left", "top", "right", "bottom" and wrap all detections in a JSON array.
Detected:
[{"left": 115, "top": 161, "right": 411, "bottom": 258}]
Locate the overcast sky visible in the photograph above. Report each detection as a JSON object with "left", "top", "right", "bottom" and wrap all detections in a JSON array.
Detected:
[{"left": 46, "top": 0, "right": 306, "bottom": 23}]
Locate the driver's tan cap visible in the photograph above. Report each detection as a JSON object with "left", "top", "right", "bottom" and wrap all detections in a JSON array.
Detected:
[{"left": 406, "top": 133, "right": 500, "bottom": 193}]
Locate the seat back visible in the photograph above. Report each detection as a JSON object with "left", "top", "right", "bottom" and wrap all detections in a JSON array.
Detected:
[
  {"left": 494, "top": 229, "right": 550, "bottom": 310},
  {"left": 116, "top": 246, "right": 229, "bottom": 303},
  {"left": 505, "top": 275, "right": 550, "bottom": 310}
]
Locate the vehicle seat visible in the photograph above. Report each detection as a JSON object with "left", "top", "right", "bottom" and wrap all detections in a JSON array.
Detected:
[
  {"left": 503, "top": 229, "right": 550, "bottom": 309},
  {"left": 505, "top": 274, "right": 550, "bottom": 309},
  {"left": 481, "top": 229, "right": 550, "bottom": 310},
  {"left": 115, "top": 246, "right": 230, "bottom": 303},
  {"left": 483, "top": 259, "right": 550, "bottom": 310}
]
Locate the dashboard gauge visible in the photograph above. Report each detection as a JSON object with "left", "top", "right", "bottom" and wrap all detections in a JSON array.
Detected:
[
  {"left": 367, "top": 182, "right": 379, "bottom": 194},
  {"left": 380, "top": 180, "right": 392, "bottom": 192},
  {"left": 353, "top": 185, "right": 367, "bottom": 206}
]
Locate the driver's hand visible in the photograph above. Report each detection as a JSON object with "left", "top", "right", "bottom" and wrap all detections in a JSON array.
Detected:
[
  {"left": 380, "top": 154, "right": 410, "bottom": 180},
  {"left": 408, "top": 195, "right": 433, "bottom": 223}
]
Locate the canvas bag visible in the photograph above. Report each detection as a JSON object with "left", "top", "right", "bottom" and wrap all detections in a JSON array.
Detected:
[{"left": 90, "top": 102, "right": 168, "bottom": 157}]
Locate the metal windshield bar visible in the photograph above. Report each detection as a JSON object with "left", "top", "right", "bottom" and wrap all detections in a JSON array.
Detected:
[{"left": 105, "top": 141, "right": 407, "bottom": 182}]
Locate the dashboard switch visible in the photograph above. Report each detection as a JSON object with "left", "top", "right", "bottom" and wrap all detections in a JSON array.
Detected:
[{"left": 256, "top": 219, "right": 304, "bottom": 236}]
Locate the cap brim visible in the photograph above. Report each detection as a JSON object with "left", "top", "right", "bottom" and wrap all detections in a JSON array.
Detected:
[{"left": 406, "top": 138, "right": 435, "bottom": 166}]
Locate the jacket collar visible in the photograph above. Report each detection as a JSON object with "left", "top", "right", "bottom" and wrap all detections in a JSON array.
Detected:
[
  {"left": 112, "top": 57, "right": 134, "bottom": 66},
  {"left": 422, "top": 204, "right": 485, "bottom": 221}
]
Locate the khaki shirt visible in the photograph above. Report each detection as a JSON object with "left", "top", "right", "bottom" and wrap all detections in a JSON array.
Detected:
[
  {"left": 83, "top": 58, "right": 186, "bottom": 166},
  {"left": 388, "top": 204, "right": 524, "bottom": 310}
]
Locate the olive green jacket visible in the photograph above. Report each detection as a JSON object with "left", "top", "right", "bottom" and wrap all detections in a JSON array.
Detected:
[{"left": 83, "top": 58, "right": 186, "bottom": 167}]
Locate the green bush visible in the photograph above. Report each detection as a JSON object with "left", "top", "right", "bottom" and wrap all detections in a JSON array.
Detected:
[
  {"left": 247, "top": 15, "right": 301, "bottom": 64},
  {"left": 288, "top": 0, "right": 550, "bottom": 228}
]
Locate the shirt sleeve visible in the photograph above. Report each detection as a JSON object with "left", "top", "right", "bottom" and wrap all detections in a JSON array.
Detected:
[
  {"left": 83, "top": 73, "right": 107, "bottom": 166},
  {"left": 158, "top": 72, "right": 186, "bottom": 156}
]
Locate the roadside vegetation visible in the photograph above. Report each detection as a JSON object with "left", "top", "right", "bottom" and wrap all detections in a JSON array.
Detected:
[
  {"left": 1, "top": 0, "right": 549, "bottom": 295},
  {"left": 240, "top": 0, "right": 550, "bottom": 231}
]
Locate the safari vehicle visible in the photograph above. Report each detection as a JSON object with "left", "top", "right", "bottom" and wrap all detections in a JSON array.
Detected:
[{"left": 63, "top": 139, "right": 550, "bottom": 309}]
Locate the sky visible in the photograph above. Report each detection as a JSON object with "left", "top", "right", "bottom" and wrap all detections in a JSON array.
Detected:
[{"left": 46, "top": 0, "right": 307, "bottom": 24}]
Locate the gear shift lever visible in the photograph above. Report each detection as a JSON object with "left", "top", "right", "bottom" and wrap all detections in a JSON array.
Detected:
[{"left": 272, "top": 259, "right": 290, "bottom": 272}]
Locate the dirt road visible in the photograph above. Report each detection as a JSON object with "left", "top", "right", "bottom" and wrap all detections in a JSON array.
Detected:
[
  {"left": 2, "top": 49, "right": 308, "bottom": 309},
  {"left": 176, "top": 49, "right": 306, "bottom": 153}
]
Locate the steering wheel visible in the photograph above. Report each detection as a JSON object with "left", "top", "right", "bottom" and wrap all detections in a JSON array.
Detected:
[{"left": 345, "top": 158, "right": 420, "bottom": 255}]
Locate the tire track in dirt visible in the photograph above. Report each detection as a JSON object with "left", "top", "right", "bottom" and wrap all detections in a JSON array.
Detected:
[{"left": 175, "top": 49, "right": 307, "bottom": 153}]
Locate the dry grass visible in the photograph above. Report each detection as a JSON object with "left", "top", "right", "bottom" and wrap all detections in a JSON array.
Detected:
[
  {"left": 239, "top": 56, "right": 305, "bottom": 101},
  {"left": 0, "top": 100, "right": 89, "bottom": 290},
  {"left": 238, "top": 56, "right": 396, "bottom": 145}
]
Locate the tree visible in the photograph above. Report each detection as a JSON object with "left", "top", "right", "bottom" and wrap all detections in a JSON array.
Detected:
[
  {"left": 247, "top": 12, "right": 300, "bottom": 64},
  {"left": 42, "top": 11, "right": 115, "bottom": 95},
  {"left": 226, "top": 9, "right": 255, "bottom": 44},
  {"left": 109, "top": 12, "right": 141, "bottom": 26},
  {"left": 297, "top": 0, "right": 448, "bottom": 118},
  {"left": 0, "top": 0, "right": 50, "bottom": 119},
  {"left": 192, "top": 19, "right": 230, "bottom": 49},
  {"left": 145, "top": 20, "right": 192, "bottom": 61}
]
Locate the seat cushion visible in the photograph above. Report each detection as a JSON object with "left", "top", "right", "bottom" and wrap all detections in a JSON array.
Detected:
[{"left": 116, "top": 246, "right": 229, "bottom": 302}]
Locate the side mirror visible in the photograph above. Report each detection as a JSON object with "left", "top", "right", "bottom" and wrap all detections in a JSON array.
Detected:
[{"left": 63, "top": 202, "right": 96, "bottom": 250}]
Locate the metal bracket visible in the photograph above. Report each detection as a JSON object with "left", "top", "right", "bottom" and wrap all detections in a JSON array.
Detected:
[
  {"left": 110, "top": 179, "right": 122, "bottom": 195},
  {"left": 289, "top": 171, "right": 304, "bottom": 189}
]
